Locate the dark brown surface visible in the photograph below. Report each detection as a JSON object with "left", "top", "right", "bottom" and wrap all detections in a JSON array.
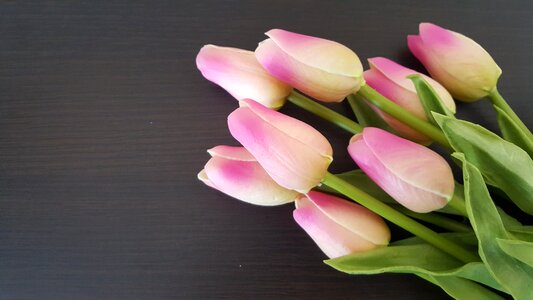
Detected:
[{"left": 0, "top": 1, "right": 531, "bottom": 299}]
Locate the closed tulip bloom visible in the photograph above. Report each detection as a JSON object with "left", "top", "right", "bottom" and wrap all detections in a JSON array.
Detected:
[
  {"left": 228, "top": 99, "right": 333, "bottom": 193},
  {"left": 198, "top": 145, "right": 300, "bottom": 206},
  {"left": 196, "top": 44, "right": 292, "bottom": 109},
  {"left": 364, "top": 57, "right": 456, "bottom": 143},
  {"left": 293, "top": 191, "right": 390, "bottom": 259},
  {"left": 255, "top": 29, "right": 364, "bottom": 102},
  {"left": 348, "top": 127, "right": 454, "bottom": 213},
  {"left": 408, "top": 23, "right": 502, "bottom": 102}
]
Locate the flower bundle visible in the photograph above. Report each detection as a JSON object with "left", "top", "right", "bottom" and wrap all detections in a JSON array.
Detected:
[{"left": 196, "top": 23, "right": 533, "bottom": 299}]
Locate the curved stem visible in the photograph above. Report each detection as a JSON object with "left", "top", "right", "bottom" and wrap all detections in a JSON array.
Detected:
[
  {"left": 356, "top": 85, "right": 452, "bottom": 150},
  {"left": 395, "top": 207, "right": 472, "bottom": 233},
  {"left": 286, "top": 90, "right": 363, "bottom": 134},
  {"left": 322, "top": 172, "right": 479, "bottom": 263},
  {"left": 488, "top": 88, "right": 533, "bottom": 140}
]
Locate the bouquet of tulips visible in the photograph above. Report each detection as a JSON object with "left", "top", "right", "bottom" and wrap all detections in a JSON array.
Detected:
[{"left": 195, "top": 23, "right": 533, "bottom": 299}]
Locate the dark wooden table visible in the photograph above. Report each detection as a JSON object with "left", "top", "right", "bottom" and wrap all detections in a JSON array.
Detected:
[{"left": 0, "top": 1, "right": 531, "bottom": 299}]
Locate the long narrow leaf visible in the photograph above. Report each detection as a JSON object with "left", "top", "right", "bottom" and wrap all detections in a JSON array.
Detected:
[
  {"left": 494, "top": 105, "right": 533, "bottom": 157},
  {"left": 508, "top": 226, "right": 533, "bottom": 242},
  {"left": 435, "top": 114, "right": 533, "bottom": 215},
  {"left": 325, "top": 239, "right": 503, "bottom": 292},
  {"left": 496, "top": 238, "right": 533, "bottom": 267},
  {"left": 460, "top": 153, "right": 533, "bottom": 300},
  {"left": 408, "top": 74, "right": 454, "bottom": 125}
]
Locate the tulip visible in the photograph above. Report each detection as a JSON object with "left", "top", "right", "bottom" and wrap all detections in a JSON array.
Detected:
[
  {"left": 408, "top": 23, "right": 502, "bottom": 102},
  {"left": 196, "top": 44, "right": 292, "bottom": 109},
  {"left": 228, "top": 98, "right": 333, "bottom": 193},
  {"left": 348, "top": 127, "right": 454, "bottom": 213},
  {"left": 293, "top": 191, "right": 390, "bottom": 258},
  {"left": 363, "top": 57, "right": 456, "bottom": 144},
  {"left": 255, "top": 29, "right": 364, "bottom": 102},
  {"left": 198, "top": 145, "right": 300, "bottom": 206}
]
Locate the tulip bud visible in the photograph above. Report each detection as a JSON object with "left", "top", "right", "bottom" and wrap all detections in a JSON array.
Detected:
[
  {"left": 196, "top": 45, "right": 292, "bottom": 109},
  {"left": 255, "top": 29, "right": 364, "bottom": 102},
  {"left": 348, "top": 127, "right": 454, "bottom": 213},
  {"left": 293, "top": 191, "right": 390, "bottom": 259},
  {"left": 364, "top": 57, "right": 456, "bottom": 144},
  {"left": 408, "top": 23, "right": 502, "bottom": 102},
  {"left": 198, "top": 145, "right": 300, "bottom": 206},
  {"left": 228, "top": 98, "right": 333, "bottom": 193}
]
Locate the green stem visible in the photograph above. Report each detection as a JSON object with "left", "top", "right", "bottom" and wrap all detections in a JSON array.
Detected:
[
  {"left": 448, "top": 192, "right": 468, "bottom": 217},
  {"left": 395, "top": 207, "right": 472, "bottom": 233},
  {"left": 322, "top": 172, "right": 479, "bottom": 263},
  {"left": 488, "top": 88, "right": 533, "bottom": 140},
  {"left": 357, "top": 85, "right": 451, "bottom": 149},
  {"left": 286, "top": 90, "right": 363, "bottom": 134}
]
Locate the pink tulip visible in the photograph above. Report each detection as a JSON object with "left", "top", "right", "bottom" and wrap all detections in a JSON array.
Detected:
[
  {"left": 293, "top": 191, "right": 390, "bottom": 259},
  {"left": 228, "top": 98, "right": 333, "bottom": 193},
  {"left": 348, "top": 127, "right": 454, "bottom": 213},
  {"left": 198, "top": 145, "right": 300, "bottom": 206},
  {"left": 364, "top": 57, "right": 456, "bottom": 144},
  {"left": 196, "top": 45, "right": 292, "bottom": 109},
  {"left": 408, "top": 23, "right": 502, "bottom": 102},
  {"left": 255, "top": 29, "right": 364, "bottom": 102}
]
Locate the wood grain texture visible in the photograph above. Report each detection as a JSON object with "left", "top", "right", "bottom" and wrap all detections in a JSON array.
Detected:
[{"left": 0, "top": 1, "right": 531, "bottom": 299}]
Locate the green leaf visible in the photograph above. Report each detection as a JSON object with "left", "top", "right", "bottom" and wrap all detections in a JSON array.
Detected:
[
  {"left": 326, "top": 244, "right": 459, "bottom": 274},
  {"left": 326, "top": 235, "right": 504, "bottom": 292},
  {"left": 416, "top": 273, "right": 504, "bottom": 300},
  {"left": 496, "top": 209, "right": 533, "bottom": 241},
  {"left": 460, "top": 154, "right": 533, "bottom": 300},
  {"left": 494, "top": 105, "right": 533, "bottom": 157},
  {"left": 508, "top": 226, "right": 533, "bottom": 242},
  {"left": 346, "top": 94, "right": 396, "bottom": 131},
  {"left": 496, "top": 238, "right": 533, "bottom": 267},
  {"left": 497, "top": 207, "right": 521, "bottom": 228},
  {"left": 408, "top": 74, "right": 455, "bottom": 126},
  {"left": 436, "top": 114, "right": 533, "bottom": 215}
]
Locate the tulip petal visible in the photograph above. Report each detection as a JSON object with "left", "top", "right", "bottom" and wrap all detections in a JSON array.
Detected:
[
  {"left": 228, "top": 102, "right": 332, "bottom": 192},
  {"left": 409, "top": 23, "right": 502, "bottom": 101},
  {"left": 255, "top": 38, "right": 360, "bottom": 102},
  {"left": 239, "top": 99, "right": 333, "bottom": 155},
  {"left": 419, "top": 23, "right": 492, "bottom": 69},
  {"left": 419, "top": 23, "right": 457, "bottom": 47},
  {"left": 348, "top": 128, "right": 454, "bottom": 213},
  {"left": 407, "top": 35, "right": 428, "bottom": 64},
  {"left": 196, "top": 44, "right": 292, "bottom": 108},
  {"left": 364, "top": 67, "right": 426, "bottom": 118},
  {"left": 364, "top": 128, "right": 454, "bottom": 199},
  {"left": 368, "top": 57, "right": 418, "bottom": 92},
  {"left": 363, "top": 57, "right": 456, "bottom": 144},
  {"left": 306, "top": 191, "right": 390, "bottom": 245},
  {"left": 363, "top": 68, "right": 430, "bottom": 143},
  {"left": 266, "top": 29, "right": 362, "bottom": 77},
  {"left": 207, "top": 145, "right": 256, "bottom": 161},
  {"left": 294, "top": 197, "right": 378, "bottom": 258},
  {"left": 255, "top": 29, "right": 364, "bottom": 102},
  {"left": 368, "top": 57, "right": 456, "bottom": 114},
  {"left": 197, "top": 169, "right": 216, "bottom": 189},
  {"left": 204, "top": 155, "right": 299, "bottom": 206}
]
